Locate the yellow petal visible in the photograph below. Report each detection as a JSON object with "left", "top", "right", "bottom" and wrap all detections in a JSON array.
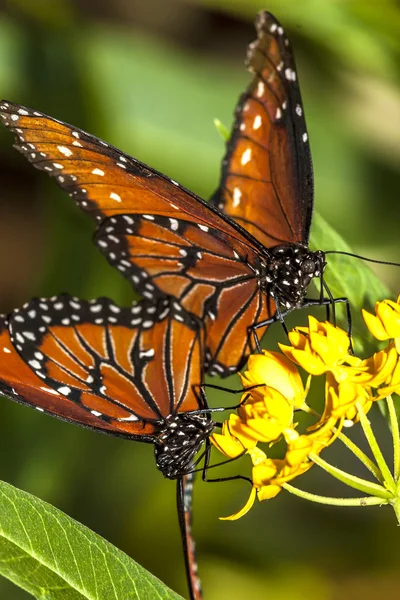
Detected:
[
  {"left": 363, "top": 307, "right": 392, "bottom": 340},
  {"left": 210, "top": 432, "right": 245, "bottom": 458},
  {"left": 379, "top": 301, "right": 400, "bottom": 338},
  {"left": 220, "top": 486, "right": 257, "bottom": 521},
  {"left": 252, "top": 459, "right": 280, "bottom": 486},
  {"left": 257, "top": 484, "right": 281, "bottom": 501},
  {"left": 245, "top": 351, "right": 304, "bottom": 406},
  {"left": 285, "top": 348, "right": 326, "bottom": 375}
]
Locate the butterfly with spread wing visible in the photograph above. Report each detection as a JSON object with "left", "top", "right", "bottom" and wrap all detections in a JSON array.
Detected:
[
  {"left": 0, "top": 11, "right": 328, "bottom": 379},
  {"left": 0, "top": 294, "right": 212, "bottom": 476},
  {"left": 0, "top": 294, "right": 215, "bottom": 598}
]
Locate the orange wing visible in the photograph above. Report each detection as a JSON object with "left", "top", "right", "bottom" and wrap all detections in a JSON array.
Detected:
[
  {"left": 1, "top": 295, "right": 203, "bottom": 440},
  {"left": 0, "top": 99, "right": 276, "bottom": 374},
  {"left": 0, "top": 100, "right": 264, "bottom": 251},
  {"left": 96, "top": 213, "right": 271, "bottom": 375},
  {"left": 211, "top": 11, "right": 314, "bottom": 248}
]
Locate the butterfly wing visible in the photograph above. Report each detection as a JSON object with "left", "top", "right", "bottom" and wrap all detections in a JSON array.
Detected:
[
  {"left": 0, "top": 101, "right": 273, "bottom": 374},
  {"left": 0, "top": 100, "right": 267, "bottom": 248},
  {"left": 211, "top": 11, "right": 314, "bottom": 248},
  {"left": 0, "top": 295, "right": 203, "bottom": 440},
  {"left": 96, "top": 213, "right": 272, "bottom": 375}
]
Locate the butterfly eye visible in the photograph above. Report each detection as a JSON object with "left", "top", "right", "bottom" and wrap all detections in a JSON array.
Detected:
[{"left": 302, "top": 258, "right": 316, "bottom": 275}]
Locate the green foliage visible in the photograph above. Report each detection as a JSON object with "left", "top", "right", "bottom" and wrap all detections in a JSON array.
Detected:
[
  {"left": 0, "top": 479, "right": 182, "bottom": 600},
  {"left": 0, "top": 1, "right": 399, "bottom": 599},
  {"left": 310, "top": 212, "right": 391, "bottom": 353},
  {"left": 213, "top": 118, "right": 230, "bottom": 142}
]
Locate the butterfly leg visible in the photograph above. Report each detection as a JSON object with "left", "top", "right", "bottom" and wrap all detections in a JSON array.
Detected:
[
  {"left": 302, "top": 295, "right": 353, "bottom": 352},
  {"left": 251, "top": 303, "right": 289, "bottom": 342},
  {"left": 191, "top": 386, "right": 265, "bottom": 416},
  {"left": 200, "top": 439, "right": 252, "bottom": 485}
]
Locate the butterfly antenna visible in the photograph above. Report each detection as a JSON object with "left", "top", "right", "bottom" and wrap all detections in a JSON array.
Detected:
[{"left": 325, "top": 250, "right": 400, "bottom": 268}]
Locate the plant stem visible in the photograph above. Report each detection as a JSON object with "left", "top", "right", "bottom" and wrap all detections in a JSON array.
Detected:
[
  {"left": 310, "top": 452, "right": 393, "bottom": 499},
  {"left": 391, "top": 496, "right": 400, "bottom": 524},
  {"left": 335, "top": 428, "right": 383, "bottom": 483},
  {"left": 283, "top": 483, "right": 387, "bottom": 506},
  {"left": 386, "top": 395, "right": 400, "bottom": 481},
  {"left": 356, "top": 402, "right": 396, "bottom": 493}
]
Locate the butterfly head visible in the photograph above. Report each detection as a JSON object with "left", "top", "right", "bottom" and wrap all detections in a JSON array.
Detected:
[
  {"left": 266, "top": 245, "right": 326, "bottom": 309},
  {"left": 154, "top": 414, "right": 214, "bottom": 479}
]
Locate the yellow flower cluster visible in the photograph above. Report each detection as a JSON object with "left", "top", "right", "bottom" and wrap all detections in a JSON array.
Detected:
[{"left": 211, "top": 296, "right": 400, "bottom": 519}]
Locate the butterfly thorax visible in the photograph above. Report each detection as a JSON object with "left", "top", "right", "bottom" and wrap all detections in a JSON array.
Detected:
[
  {"left": 261, "top": 245, "right": 326, "bottom": 310},
  {"left": 154, "top": 413, "right": 215, "bottom": 480}
]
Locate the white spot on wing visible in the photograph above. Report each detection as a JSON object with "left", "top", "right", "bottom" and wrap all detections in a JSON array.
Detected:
[
  {"left": 232, "top": 187, "right": 242, "bottom": 207},
  {"left": 57, "top": 146, "right": 73, "bottom": 157},
  {"left": 92, "top": 168, "right": 105, "bottom": 176},
  {"left": 41, "top": 387, "right": 60, "bottom": 396},
  {"left": 29, "top": 360, "right": 42, "bottom": 370},
  {"left": 140, "top": 348, "right": 155, "bottom": 358},
  {"left": 253, "top": 115, "right": 262, "bottom": 130},
  {"left": 256, "top": 81, "right": 265, "bottom": 97},
  {"left": 110, "top": 192, "right": 121, "bottom": 202},
  {"left": 241, "top": 148, "right": 252, "bottom": 166},
  {"left": 22, "top": 331, "right": 36, "bottom": 341},
  {"left": 58, "top": 386, "right": 72, "bottom": 395}
]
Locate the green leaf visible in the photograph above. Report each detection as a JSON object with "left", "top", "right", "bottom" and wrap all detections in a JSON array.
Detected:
[
  {"left": 0, "top": 479, "right": 183, "bottom": 600},
  {"left": 213, "top": 118, "right": 230, "bottom": 142},
  {"left": 310, "top": 212, "right": 391, "bottom": 353}
]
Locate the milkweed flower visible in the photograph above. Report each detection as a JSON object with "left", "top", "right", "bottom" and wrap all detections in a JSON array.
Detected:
[
  {"left": 323, "top": 374, "right": 373, "bottom": 423},
  {"left": 362, "top": 296, "right": 400, "bottom": 344},
  {"left": 279, "top": 316, "right": 353, "bottom": 379},
  {"left": 221, "top": 424, "right": 336, "bottom": 520},
  {"left": 240, "top": 351, "right": 306, "bottom": 409},
  {"left": 211, "top": 351, "right": 307, "bottom": 454},
  {"left": 213, "top": 295, "right": 400, "bottom": 523},
  {"left": 356, "top": 297, "right": 400, "bottom": 397}
]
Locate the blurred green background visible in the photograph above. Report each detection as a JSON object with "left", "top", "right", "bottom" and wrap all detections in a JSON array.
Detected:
[{"left": 0, "top": 0, "right": 399, "bottom": 598}]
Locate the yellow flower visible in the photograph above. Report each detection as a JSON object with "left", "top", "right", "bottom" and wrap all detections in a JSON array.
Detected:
[
  {"left": 220, "top": 424, "right": 335, "bottom": 520},
  {"left": 210, "top": 414, "right": 257, "bottom": 458},
  {"left": 220, "top": 448, "right": 285, "bottom": 520},
  {"left": 285, "top": 424, "right": 335, "bottom": 468},
  {"left": 369, "top": 350, "right": 400, "bottom": 400},
  {"left": 280, "top": 316, "right": 352, "bottom": 380},
  {"left": 347, "top": 343, "right": 400, "bottom": 400},
  {"left": 322, "top": 373, "right": 373, "bottom": 423},
  {"left": 236, "top": 386, "right": 294, "bottom": 444},
  {"left": 211, "top": 385, "right": 295, "bottom": 456},
  {"left": 363, "top": 296, "right": 400, "bottom": 342},
  {"left": 354, "top": 345, "right": 398, "bottom": 387},
  {"left": 240, "top": 351, "right": 305, "bottom": 409}
]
